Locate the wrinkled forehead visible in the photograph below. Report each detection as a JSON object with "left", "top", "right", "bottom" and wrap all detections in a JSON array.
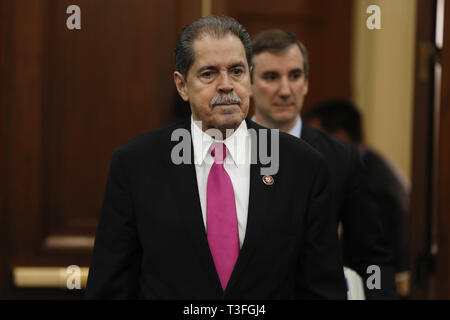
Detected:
[{"left": 190, "top": 32, "right": 248, "bottom": 70}]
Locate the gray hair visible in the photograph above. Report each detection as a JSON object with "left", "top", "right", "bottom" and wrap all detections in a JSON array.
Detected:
[{"left": 175, "top": 15, "right": 252, "bottom": 79}]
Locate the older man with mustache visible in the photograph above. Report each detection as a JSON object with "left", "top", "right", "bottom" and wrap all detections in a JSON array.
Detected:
[{"left": 86, "top": 16, "right": 346, "bottom": 299}]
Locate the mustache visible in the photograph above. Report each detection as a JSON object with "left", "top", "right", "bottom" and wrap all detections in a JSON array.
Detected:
[{"left": 210, "top": 92, "right": 242, "bottom": 107}]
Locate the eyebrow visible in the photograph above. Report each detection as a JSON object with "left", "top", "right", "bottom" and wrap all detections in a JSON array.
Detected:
[
  {"left": 197, "top": 61, "right": 247, "bottom": 74},
  {"left": 229, "top": 61, "right": 246, "bottom": 69},
  {"left": 261, "top": 68, "right": 304, "bottom": 76},
  {"left": 289, "top": 68, "right": 304, "bottom": 74},
  {"left": 197, "top": 65, "right": 218, "bottom": 74}
]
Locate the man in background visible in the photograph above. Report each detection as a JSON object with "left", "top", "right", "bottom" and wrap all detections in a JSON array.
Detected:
[
  {"left": 250, "top": 29, "right": 398, "bottom": 299},
  {"left": 304, "top": 99, "right": 410, "bottom": 297}
]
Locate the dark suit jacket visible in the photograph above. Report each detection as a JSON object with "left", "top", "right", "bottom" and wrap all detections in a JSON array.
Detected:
[
  {"left": 85, "top": 118, "right": 346, "bottom": 299},
  {"left": 301, "top": 123, "right": 398, "bottom": 299},
  {"left": 362, "top": 148, "right": 409, "bottom": 273}
]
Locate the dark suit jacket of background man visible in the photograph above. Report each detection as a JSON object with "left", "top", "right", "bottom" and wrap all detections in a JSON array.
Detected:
[
  {"left": 362, "top": 148, "right": 409, "bottom": 274},
  {"left": 85, "top": 118, "right": 346, "bottom": 299},
  {"left": 301, "top": 123, "right": 398, "bottom": 299}
]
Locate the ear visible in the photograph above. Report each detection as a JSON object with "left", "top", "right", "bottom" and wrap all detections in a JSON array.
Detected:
[
  {"left": 174, "top": 72, "right": 189, "bottom": 102},
  {"left": 303, "top": 79, "right": 309, "bottom": 95}
]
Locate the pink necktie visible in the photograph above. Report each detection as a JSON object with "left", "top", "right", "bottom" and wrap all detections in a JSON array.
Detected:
[{"left": 206, "top": 142, "right": 239, "bottom": 291}]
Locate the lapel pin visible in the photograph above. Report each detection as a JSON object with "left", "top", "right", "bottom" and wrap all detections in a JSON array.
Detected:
[{"left": 262, "top": 175, "right": 274, "bottom": 186}]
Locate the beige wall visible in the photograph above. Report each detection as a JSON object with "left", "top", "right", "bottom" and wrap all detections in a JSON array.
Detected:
[{"left": 352, "top": 0, "right": 417, "bottom": 183}]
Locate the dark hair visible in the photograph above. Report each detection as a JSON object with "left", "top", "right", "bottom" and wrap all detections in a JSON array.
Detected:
[
  {"left": 175, "top": 15, "right": 252, "bottom": 79},
  {"left": 304, "top": 99, "right": 363, "bottom": 143},
  {"left": 251, "top": 29, "right": 309, "bottom": 79}
]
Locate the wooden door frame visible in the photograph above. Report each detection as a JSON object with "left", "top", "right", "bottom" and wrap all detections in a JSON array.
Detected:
[
  {"left": 409, "top": 0, "right": 450, "bottom": 299},
  {"left": 0, "top": 0, "right": 11, "bottom": 298},
  {"left": 435, "top": 0, "right": 450, "bottom": 299}
]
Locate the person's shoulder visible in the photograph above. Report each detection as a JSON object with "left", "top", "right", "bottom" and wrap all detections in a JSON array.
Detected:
[
  {"left": 363, "top": 148, "right": 409, "bottom": 190},
  {"left": 363, "top": 148, "right": 387, "bottom": 168},
  {"left": 281, "top": 129, "right": 324, "bottom": 161},
  {"left": 305, "top": 124, "right": 355, "bottom": 156}
]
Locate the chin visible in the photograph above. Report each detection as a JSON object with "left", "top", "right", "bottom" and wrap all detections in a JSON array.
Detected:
[
  {"left": 273, "top": 112, "right": 296, "bottom": 124},
  {"left": 214, "top": 114, "right": 244, "bottom": 131}
]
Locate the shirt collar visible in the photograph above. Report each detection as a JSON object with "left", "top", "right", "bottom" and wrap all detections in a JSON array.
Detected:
[
  {"left": 250, "top": 115, "right": 302, "bottom": 138},
  {"left": 191, "top": 116, "right": 249, "bottom": 167},
  {"left": 288, "top": 116, "right": 302, "bottom": 138}
]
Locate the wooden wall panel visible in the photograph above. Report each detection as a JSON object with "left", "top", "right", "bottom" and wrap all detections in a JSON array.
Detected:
[
  {"left": 6, "top": 0, "right": 47, "bottom": 265},
  {"left": 43, "top": 0, "right": 177, "bottom": 242},
  {"left": 0, "top": 0, "right": 201, "bottom": 298},
  {"left": 0, "top": 0, "right": 11, "bottom": 297},
  {"left": 176, "top": 0, "right": 202, "bottom": 34},
  {"left": 212, "top": 0, "right": 352, "bottom": 115}
]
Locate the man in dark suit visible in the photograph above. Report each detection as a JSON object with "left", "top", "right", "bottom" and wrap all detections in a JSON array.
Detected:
[
  {"left": 304, "top": 99, "right": 410, "bottom": 297},
  {"left": 85, "top": 16, "right": 346, "bottom": 299},
  {"left": 250, "top": 29, "right": 397, "bottom": 299}
]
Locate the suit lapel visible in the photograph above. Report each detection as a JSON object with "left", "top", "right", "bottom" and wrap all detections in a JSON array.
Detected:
[{"left": 165, "top": 119, "right": 223, "bottom": 296}]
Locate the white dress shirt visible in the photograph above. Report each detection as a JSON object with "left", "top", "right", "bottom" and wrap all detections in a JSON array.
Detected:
[{"left": 191, "top": 117, "right": 251, "bottom": 249}]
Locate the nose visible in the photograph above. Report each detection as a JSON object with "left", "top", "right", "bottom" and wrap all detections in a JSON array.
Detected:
[
  {"left": 217, "top": 72, "right": 233, "bottom": 93},
  {"left": 278, "top": 77, "right": 291, "bottom": 99}
]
